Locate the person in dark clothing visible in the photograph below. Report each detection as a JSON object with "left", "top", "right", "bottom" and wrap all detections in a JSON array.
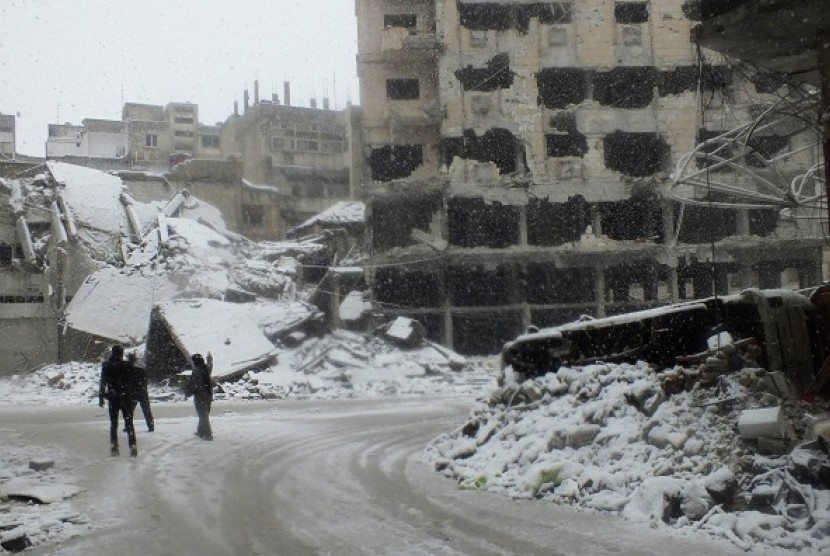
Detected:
[
  {"left": 186, "top": 353, "right": 214, "bottom": 441},
  {"left": 99, "top": 344, "right": 137, "bottom": 457},
  {"left": 127, "top": 352, "right": 154, "bottom": 432}
]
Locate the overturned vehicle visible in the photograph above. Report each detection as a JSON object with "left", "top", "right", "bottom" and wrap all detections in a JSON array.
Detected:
[{"left": 502, "top": 286, "right": 830, "bottom": 396}]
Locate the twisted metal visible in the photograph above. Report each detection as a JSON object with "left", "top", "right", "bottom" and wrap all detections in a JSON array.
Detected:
[{"left": 671, "top": 87, "right": 826, "bottom": 219}]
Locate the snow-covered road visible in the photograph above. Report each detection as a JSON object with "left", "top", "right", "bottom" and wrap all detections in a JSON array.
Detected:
[{"left": 2, "top": 399, "right": 746, "bottom": 555}]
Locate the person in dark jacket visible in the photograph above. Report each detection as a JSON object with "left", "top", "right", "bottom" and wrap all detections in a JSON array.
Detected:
[
  {"left": 99, "top": 344, "right": 137, "bottom": 457},
  {"left": 186, "top": 353, "right": 213, "bottom": 441},
  {"left": 127, "top": 352, "right": 154, "bottom": 432}
]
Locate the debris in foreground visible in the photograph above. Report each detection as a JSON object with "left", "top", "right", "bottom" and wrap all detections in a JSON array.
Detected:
[{"left": 429, "top": 359, "right": 830, "bottom": 552}]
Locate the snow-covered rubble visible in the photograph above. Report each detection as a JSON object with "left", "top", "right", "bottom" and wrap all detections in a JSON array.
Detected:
[
  {"left": 0, "top": 331, "right": 496, "bottom": 406},
  {"left": 428, "top": 362, "right": 830, "bottom": 552}
]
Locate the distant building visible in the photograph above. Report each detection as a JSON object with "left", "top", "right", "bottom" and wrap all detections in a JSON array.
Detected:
[
  {"left": 43, "top": 88, "right": 365, "bottom": 240},
  {"left": 219, "top": 84, "right": 364, "bottom": 229},
  {"left": 0, "top": 113, "right": 15, "bottom": 159},
  {"left": 47, "top": 119, "right": 127, "bottom": 159}
]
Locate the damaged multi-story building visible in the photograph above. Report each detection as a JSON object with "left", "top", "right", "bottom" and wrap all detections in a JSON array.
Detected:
[{"left": 356, "top": 0, "right": 829, "bottom": 354}]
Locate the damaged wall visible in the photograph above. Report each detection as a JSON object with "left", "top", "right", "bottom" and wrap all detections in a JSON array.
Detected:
[{"left": 355, "top": 0, "right": 826, "bottom": 354}]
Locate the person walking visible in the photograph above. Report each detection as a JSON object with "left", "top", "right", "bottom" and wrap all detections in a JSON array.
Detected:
[
  {"left": 186, "top": 353, "right": 214, "bottom": 441},
  {"left": 127, "top": 352, "right": 154, "bottom": 432},
  {"left": 99, "top": 344, "right": 138, "bottom": 457}
]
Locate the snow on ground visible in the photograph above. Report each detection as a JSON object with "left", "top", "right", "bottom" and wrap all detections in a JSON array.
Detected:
[
  {"left": 0, "top": 335, "right": 496, "bottom": 552},
  {"left": 428, "top": 362, "right": 830, "bottom": 553},
  {"left": 0, "top": 333, "right": 497, "bottom": 407},
  {"left": 0, "top": 431, "right": 89, "bottom": 551}
]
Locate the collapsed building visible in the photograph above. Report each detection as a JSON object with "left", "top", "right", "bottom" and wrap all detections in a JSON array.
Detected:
[
  {"left": 355, "top": 0, "right": 829, "bottom": 354},
  {"left": 0, "top": 161, "right": 327, "bottom": 376}
]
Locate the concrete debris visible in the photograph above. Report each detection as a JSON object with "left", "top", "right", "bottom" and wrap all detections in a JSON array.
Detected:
[
  {"left": 383, "top": 317, "right": 426, "bottom": 348},
  {"left": 738, "top": 407, "right": 788, "bottom": 440},
  {"left": 430, "top": 360, "right": 830, "bottom": 552},
  {"left": 28, "top": 460, "right": 54, "bottom": 472}
]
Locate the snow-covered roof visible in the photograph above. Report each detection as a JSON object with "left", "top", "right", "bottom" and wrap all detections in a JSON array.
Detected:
[
  {"left": 64, "top": 267, "right": 182, "bottom": 344},
  {"left": 47, "top": 160, "right": 131, "bottom": 237},
  {"left": 295, "top": 201, "right": 365, "bottom": 230},
  {"left": 153, "top": 299, "right": 280, "bottom": 376}
]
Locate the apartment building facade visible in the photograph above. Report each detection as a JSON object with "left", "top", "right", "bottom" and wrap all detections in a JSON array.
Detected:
[{"left": 356, "top": 0, "right": 827, "bottom": 353}]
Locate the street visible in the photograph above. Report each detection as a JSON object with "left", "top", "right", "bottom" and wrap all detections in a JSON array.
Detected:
[{"left": 1, "top": 399, "right": 745, "bottom": 556}]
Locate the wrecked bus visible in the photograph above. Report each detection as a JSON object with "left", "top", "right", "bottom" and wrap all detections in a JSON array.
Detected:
[{"left": 501, "top": 286, "right": 830, "bottom": 396}]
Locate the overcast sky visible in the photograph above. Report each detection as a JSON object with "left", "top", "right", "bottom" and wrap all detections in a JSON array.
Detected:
[{"left": 0, "top": 0, "right": 360, "bottom": 156}]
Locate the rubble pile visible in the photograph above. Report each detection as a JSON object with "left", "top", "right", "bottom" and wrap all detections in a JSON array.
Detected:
[
  {"left": 236, "top": 329, "right": 494, "bottom": 400},
  {"left": 428, "top": 360, "right": 830, "bottom": 552},
  {"left": 0, "top": 332, "right": 496, "bottom": 405}
]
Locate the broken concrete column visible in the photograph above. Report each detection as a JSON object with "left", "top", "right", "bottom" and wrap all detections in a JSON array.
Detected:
[
  {"left": 738, "top": 406, "right": 787, "bottom": 439},
  {"left": 15, "top": 217, "right": 36, "bottom": 264}
]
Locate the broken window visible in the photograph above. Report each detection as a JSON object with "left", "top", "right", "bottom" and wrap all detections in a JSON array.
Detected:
[
  {"left": 545, "top": 113, "right": 587, "bottom": 157},
  {"left": 448, "top": 264, "right": 518, "bottom": 306},
  {"left": 145, "top": 134, "right": 158, "bottom": 147},
  {"left": 452, "top": 312, "right": 524, "bottom": 355},
  {"left": 748, "top": 208, "right": 778, "bottom": 237},
  {"left": 675, "top": 199, "right": 737, "bottom": 244},
  {"left": 603, "top": 131, "right": 668, "bottom": 176},
  {"left": 614, "top": 2, "right": 649, "bottom": 23},
  {"left": 546, "top": 132, "right": 588, "bottom": 157},
  {"left": 448, "top": 197, "right": 520, "bottom": 248},
  {"left": 386, "top": 78, "right": 420, "bottom": 100},
  {"left": 593, "top": 67, "right": 657, "bottom": 109},
  {"left": 374, "top": 268, "right": 443, "bottom": 308},
  {"left": 537, "top": 68, "right": 587, "bottom": 109},
  {"left": 459, "top": 2, "right": 571, "bottom": 34},
  {"left": 657, "top": 65, "right": 732, "bottom": 97},
  {"left": 241, "top": 205, "right": 265, "bottom": 227},
  {"left": 442, "top": 128, "right": 525, "bottom": 175},
  {"left": 369, "top": 145, "right": 423, "bottom": 182},
  {"left": 523, "top": 264, "right": 594, "bottom": 304},
  {"left": 384, "top": 14, "right": 417, "bottom": 29},
  {"left": 369, "top": 190, "right": 442, "bottom": 251},
  {"left": 527, "top": 195, "right": 589, "bottom": 246},
  {"left": 599, "top": 191, "right": 663, "bottom": 241},
  {"left": 455, "top": 53, "right": 514, "bottom": 92}
]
